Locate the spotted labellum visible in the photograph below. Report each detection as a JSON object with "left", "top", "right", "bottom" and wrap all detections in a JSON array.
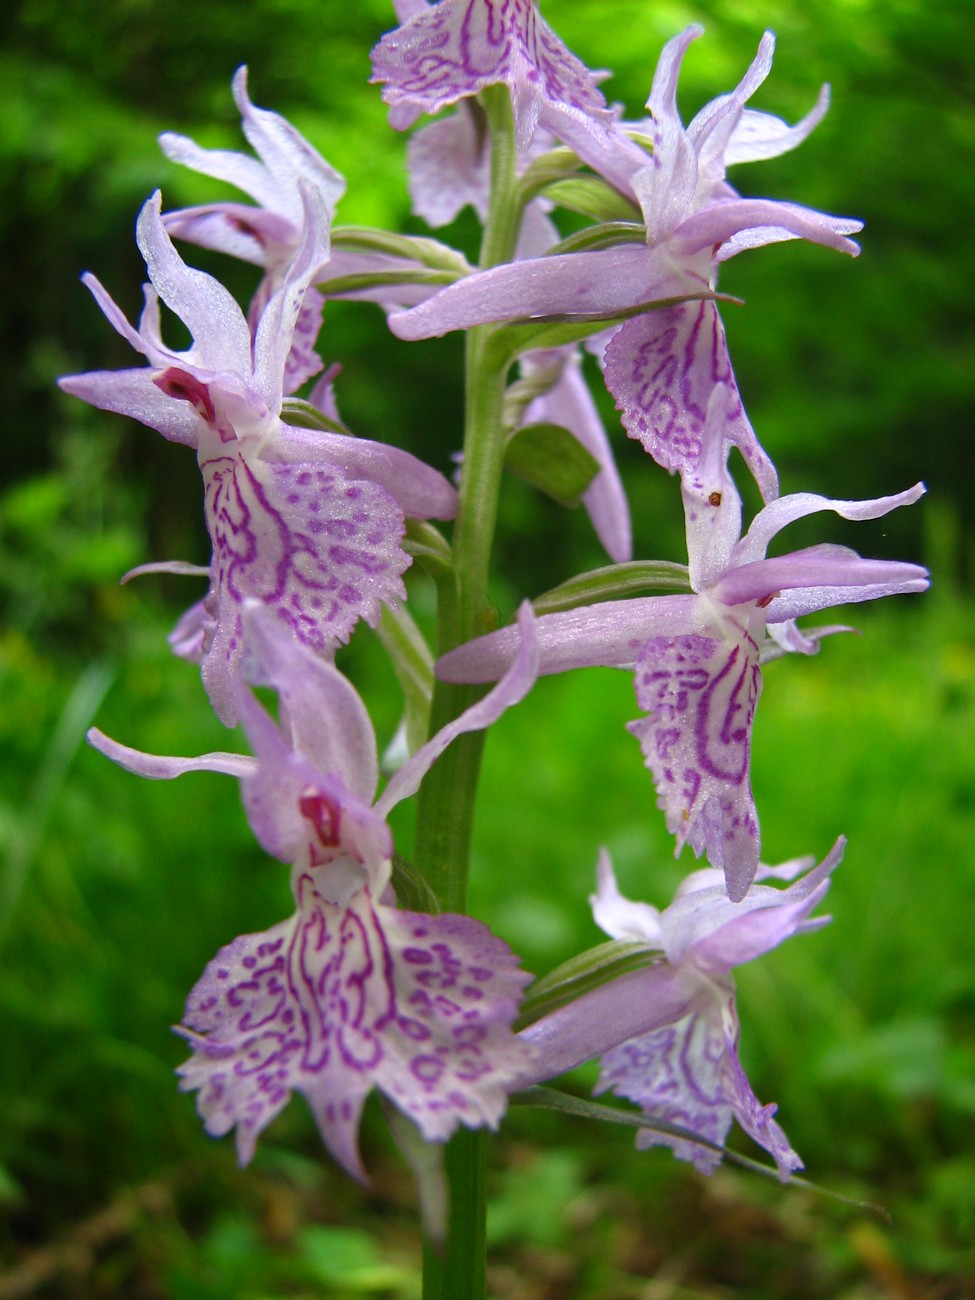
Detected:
[
  {"left": 88, "top": 604, "right": 541, "bottom": 1174},
  {"left": 60, "top": 191, "right": 456, "bottom": 725}
]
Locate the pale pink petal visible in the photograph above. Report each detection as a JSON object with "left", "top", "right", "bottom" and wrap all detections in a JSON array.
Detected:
[
  {"left": 604, "top": 301, "right": 776, "bottom": 497},
  {"left": 675, "top": 198, "right": 861, "bottom": 260},
  {"left": 627, "top": 632, "right": 761, "bottom": 902},
  {"left": 596, "top": 994, "right": 734, "bottom": 1175},
  {"left": 590, "top": 848, "right": 663, "bottom": 945},
  {"left": 377, "top": 602, "right": 539, "bottom": 817},
  {"left": 272, "top": 424, "right": 458, "bottom": 521},
  {"left": 725, "top": 85, "right": 830, "bottom": 166},
  {"left": 663, "top": 839, "right": 843, "bottom": 969},
  {"left": 371, "top": 900, "right": 534, "bottom": 1140},
  {"left": 163, "top": 203, "right": 295, "bottom": 267},
  {"left": 177, "top": 874, "right": 532, "bottom": 1176},
  {"left": 436, "top": 594, "right": 703, "bottom": 683},
  {"left": 240, "top": 603, "right": 380, "bottom": 803},
  {"left": 199, "top": 453, "right": 408, "bottom": 726},
  {"left": 251, "top": 185, "right": 331, "bottom": 412},
  {"left": 237, "top": 699, "right": 389, "bottom": 887},
  {"left": 389, "top": 245, "right": 698, "bottom": 339},
  {"left": 732, "top": 483, "right": 927, "bottom": 567},
  {"left": 136, "top": 194, "right": 254, "bottom": 375},
  {"left": 713, "top": 547, "right": 930, "bottom": 613},
  {"left": 160, "top": 66, "right": 344, "bottom": 243},
  {"left": 603, "top": 300, "right": 775, "bottom": 584},
  {"left": 57, "top": 368, "right": 203, "bottom": 447},
  {"left": 87, "top": 727, "right": 256, "bottom": 781},
  {"left": 371, "top": 0, "right": 611, "bottom": 150},
  {"left": 169, "top": 599, "right": 208, "bottom": 661},
  {"left": 687, "top": 32, "right": 775, "bottom": 186},
  {"left": 407, "top": 109, "right": 490, "bottom": 226},
  {"left": 517, "top": 964, "right": 693, "bottom": 1084},
  {"left": 232, "top": 67, "right": 345, "bottom": 223},
  {"left": 720, "top": 1034, "right": 801, "bottom": 1179}
]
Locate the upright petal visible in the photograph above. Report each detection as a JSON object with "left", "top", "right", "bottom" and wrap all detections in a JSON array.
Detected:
[
  {"left": 137, "top": 194, "right": 254, "bottom": 377},
  {"left": 159, "top": 66, "right": 345, "bottom": 257},
  {"left": 590, "top": 847, "right": 663, "bottom": 945},
  {"left": 662, "top": 838, "right": 843, "bottom": 969},
  {"left": 725, "top": 84, "right": 830, "bottom": 167},
  {"left": 241, "top": 603, "right": 380, "bottom": 804},
  {"left": 731, "top": 482, "right": 927, "bottom": 568}
]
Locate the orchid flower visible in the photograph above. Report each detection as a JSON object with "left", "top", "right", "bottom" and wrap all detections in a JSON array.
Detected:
[
  {"left": 519, "top": 842, "right": 844, "bottom": 1177},
  {"left": 160, "top": 67, "right": 346, "bottom": 393},
  {"left": 87, "top": 603, "right": 540, "bottom": 1177},
  {"left": 59, "top": 190, "right": 456, "bottom": 726},
  {"left": 387, "top": 28, "right": 859, "bottom": 342},
  {"left": 160, "top": 67, "right": 345, "bottom": 272},
  {"left": 437, "top": 484, "right": 928, "bottom": 900},
  {"left": 371, "top": 0, "right": 614, "bottom": 151}
]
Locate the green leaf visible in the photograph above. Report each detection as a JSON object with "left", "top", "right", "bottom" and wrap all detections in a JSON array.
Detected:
[
  {"left": 515, "top": 939, "right": 659, "bottom": 1029},
  {"left": 504, "top": 422, "right": 599, "bottom": 508},
  {"left": 403, "top": 519, "right": 453, "bottom": 576},
  {"left": 532, "top": 560, "right": 692, "bottom": 614},
  {"left": 374, "top": 604, "right": 434, "bottom": 755},
  {"left": 390, "top": 852, "right": 442, "bottom": 915},
  {"left": 541, "top": 177, "right": 643, "bottom": 223},
  {"left": 280, "top": 397, "right": 352, "bottom": 437},
  {"left": 331, "top": 225, "right": 473, "bottom": 275},
  {"left": 546, "top": 219, "right": 647, "bottom": 256},
  {"left": 315, "top": 268, "right": 460, "bottom": 296},
  {"left": 510, "top": 1088, "right": 891, "bottom": 1217}
]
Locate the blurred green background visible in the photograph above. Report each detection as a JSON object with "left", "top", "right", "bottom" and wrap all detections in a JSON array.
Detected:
[{"left": 1, "top": 0, "right": 973, "bottom": 1295}]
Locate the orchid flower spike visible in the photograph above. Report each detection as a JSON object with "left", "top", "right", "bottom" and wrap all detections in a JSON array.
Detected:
[
  {"left": 437, "top": 486, "right": 928, "bottom": 900},
  {"left": 87, "top": 603, "right": 541, "bottom": 1177},
  {"left": 59, "top": 191, "right": 456, "bottom": 725},
  {"left": 520, "top": 842, "right": 843, "bottom": 1177}
]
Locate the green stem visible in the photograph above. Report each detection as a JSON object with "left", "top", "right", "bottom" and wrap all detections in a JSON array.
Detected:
[
  {"left": 421, "top": 1130, "right": 489, "bottom": 1299},
  {"left": 414, "top": 84, "right": 520, "bottom": 1300}
]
